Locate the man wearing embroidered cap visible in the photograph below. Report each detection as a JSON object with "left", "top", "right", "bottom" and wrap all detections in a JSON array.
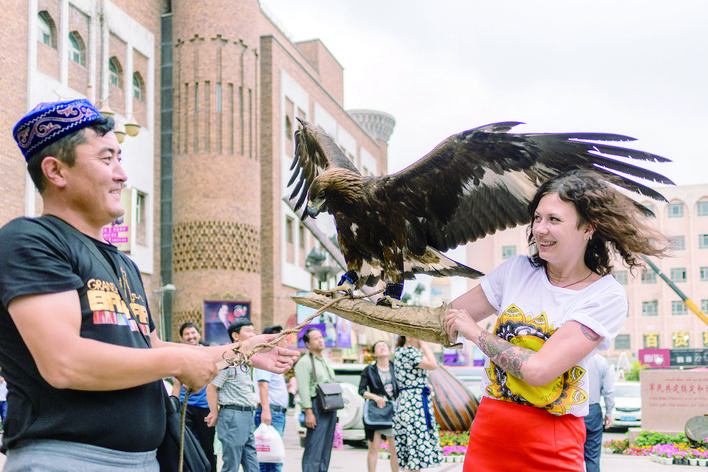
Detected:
[{"left": 0, "top": 99, "right": 299, "bottom": 471}]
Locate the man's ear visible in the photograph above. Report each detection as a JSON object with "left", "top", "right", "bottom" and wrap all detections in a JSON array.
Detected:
[{"left": 41, "top": 156, "right": 68, "bottom": 189}]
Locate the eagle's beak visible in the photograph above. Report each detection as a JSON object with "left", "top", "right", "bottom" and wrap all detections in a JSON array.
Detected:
[
  {"left": 307, "top": 198, "right": 324, "bottom": 218},
  {"left": 306, "top": 203, "right": 321, "bottom": 218}
]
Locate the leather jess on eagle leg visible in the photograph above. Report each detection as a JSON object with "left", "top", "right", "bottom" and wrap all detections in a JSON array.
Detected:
[{"left": 291, "top": 292, "right": 459, "bottom": 348}]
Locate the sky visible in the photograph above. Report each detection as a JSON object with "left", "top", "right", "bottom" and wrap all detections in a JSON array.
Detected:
[
  {"left": 261, "top": 1, "right": 708, "bottom": 302},
  {"left": 262, "top": 0, "right": 707, "bottom": 187}
]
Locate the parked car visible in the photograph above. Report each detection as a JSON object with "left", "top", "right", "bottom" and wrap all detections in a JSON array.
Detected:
[
  {"left": 608, "top": 381, "right": 641, "bottom": 430},
  {"left": 444, "top": 365, "right": 485, "bottom": 400},
  {"left": 296, "top": 363, "right": 368, "bottom": 447}
]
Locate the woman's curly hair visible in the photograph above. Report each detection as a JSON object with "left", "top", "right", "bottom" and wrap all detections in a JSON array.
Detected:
[{"left": 527, "top": 169, "right": 670, "bottom": 276}]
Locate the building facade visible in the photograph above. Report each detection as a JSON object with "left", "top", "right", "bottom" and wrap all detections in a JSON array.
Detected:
[
  {"left": 1, "top": 0, "right": 392, "bottom": 343},
  {"left": 464, "top": 183, "right": 708, "bottom": 362}
]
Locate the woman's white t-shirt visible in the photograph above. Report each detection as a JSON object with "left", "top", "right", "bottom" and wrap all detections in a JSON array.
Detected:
[{"left": 478, "top": 255, "right": 627, "bottom": 417}]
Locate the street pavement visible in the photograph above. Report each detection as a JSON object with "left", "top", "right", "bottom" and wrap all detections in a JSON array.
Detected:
[{"left": 0, "top": 414, "right": 693, "bottom": 471}]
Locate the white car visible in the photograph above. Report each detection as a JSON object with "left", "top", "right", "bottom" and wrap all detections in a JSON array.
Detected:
[
  {"left": 296, "top": 363, "right": 368, "bottom": 447},
  {"left": 609, "top": 381, "right": 641, "bottom": 429}
]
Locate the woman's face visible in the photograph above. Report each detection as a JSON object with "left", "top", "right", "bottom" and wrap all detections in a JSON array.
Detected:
[
  {"left": 531, "top": 193, "right": 592, "bottom": 268},
  {"left": 373, "top": 342, "right": 390, "bottom": 357}
]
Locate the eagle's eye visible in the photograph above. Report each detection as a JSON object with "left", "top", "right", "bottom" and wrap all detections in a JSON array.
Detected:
[{"left": 317, "top": 190, "right": 325, "bottom": 198}]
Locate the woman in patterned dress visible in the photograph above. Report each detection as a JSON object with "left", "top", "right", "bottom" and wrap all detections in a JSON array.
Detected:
[{"left": 393, "top": 336, "right": 443, "bottom": 472}]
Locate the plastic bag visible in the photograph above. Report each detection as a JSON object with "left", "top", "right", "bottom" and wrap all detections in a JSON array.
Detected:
[
  {"left": 332, "top": 422, "right": 344, "bottom": 450},
  {"left": 254, "top": 423, "right": 286, "bottom": 463}
]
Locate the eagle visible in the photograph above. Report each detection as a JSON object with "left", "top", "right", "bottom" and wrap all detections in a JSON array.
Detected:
[{"left": 288, "top": 119, "right": 673, "bottom": 306}]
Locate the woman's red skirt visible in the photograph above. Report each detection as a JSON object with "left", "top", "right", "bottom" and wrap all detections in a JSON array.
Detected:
[{"left": 463, "top": 396, "right": 586, "bottom": 471}]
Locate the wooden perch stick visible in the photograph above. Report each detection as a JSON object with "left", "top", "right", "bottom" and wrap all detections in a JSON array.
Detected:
[{"left": 292, "top": 292, "right": 460, "bottom": 348}]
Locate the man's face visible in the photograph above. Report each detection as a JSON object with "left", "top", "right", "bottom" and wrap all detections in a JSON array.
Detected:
[
  {"left": 181, "top": 327, "right": 201, "bottom": 345},
  {"left": 305, "top": 329, "right": 325, "bottom": 353},
  {"left": 59, "top": 129, "right": 127, "bottom": 228},
  {"left": 236, "top": 324, "right": 256, "bottom": 342}
]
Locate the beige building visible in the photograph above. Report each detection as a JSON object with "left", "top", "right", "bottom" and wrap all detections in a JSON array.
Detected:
[
  {"left": 1, "top": 0, "right": 392, "bottom": 346},
  {"left": 464, "top": 183, "right": 708, "bottom": 362}
]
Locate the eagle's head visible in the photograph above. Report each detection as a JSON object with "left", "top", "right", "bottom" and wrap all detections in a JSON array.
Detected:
[{"left": 307, "top": 168, "right": 365, "bottom": 218}]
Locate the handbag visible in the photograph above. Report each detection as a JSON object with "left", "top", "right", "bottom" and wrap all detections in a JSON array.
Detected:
[
  {"left": 156, "top": 391, "right": 211, "bottom": 472},
  {"left": 310, "top": 353, "right": 344, "bottom": 411},
  {"left": 39, "top": 217, "right": 211, "bottom": 472},
  {"left": 363, "top": 399, "right": 394, "bottom": 428},
  {"left": 254, "top": 423, "right": 286, "bottom": 463}
]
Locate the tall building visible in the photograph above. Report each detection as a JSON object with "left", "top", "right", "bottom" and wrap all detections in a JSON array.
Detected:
[
  {"left": 1, "top": 0, "right": 392, "bottom": 343},
  {"left": 464, "top": 183, "right": 708, "bottom": 362}
]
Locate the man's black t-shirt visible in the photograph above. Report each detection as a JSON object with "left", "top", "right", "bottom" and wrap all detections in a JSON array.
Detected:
[{"left": 0, "top": 216, "right": 164, "bottom": 452}]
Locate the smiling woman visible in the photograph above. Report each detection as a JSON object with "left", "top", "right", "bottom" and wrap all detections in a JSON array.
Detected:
[{"left": 444, "top": 169, "right": 671, "bottom": 472}]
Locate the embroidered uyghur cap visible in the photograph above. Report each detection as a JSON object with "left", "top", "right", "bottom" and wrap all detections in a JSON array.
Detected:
[{"left": 12, "top": 99, "right": 103, "bottom": 162}]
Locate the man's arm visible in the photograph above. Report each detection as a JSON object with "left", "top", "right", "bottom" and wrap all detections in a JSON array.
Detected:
[
  {"left": 601, "top": 361, "right": 615, "bottom": 428},
  {"left": 258, "top": 380, "right": 272, "bottom": 425},
  {"left": 205, "top": 383, "right": 219, "bottom": 427},
  {"left": 8, "top": 290, "right": 218, "bottom": 391}
]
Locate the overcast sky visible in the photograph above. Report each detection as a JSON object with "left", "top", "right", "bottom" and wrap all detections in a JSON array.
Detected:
[{"left": 262, "top": 0, "right": 707, "bottom": 186}]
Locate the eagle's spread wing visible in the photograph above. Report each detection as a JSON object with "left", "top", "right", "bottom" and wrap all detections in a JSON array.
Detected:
[
  {"left": 288, "top": 118, "right": 360, "bottom": 217},
  {"left": 383, "top": 122, "right": 674, "bottom": 254}
]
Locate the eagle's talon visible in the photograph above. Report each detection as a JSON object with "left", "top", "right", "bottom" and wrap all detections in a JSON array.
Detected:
[
  {"left": 313, "top": 280, "right": 355, "bottom": 298},
  {"left": 376, "top": 295, "right": 406, "bottom": 308}
]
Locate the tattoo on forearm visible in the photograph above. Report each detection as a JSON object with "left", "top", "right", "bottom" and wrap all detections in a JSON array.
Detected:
[
  {"left": 476, "top": 331, "right": 531, "bottom": 380},
  {"left": 580, "top": 325, "right": 600, "bottom": 342}
]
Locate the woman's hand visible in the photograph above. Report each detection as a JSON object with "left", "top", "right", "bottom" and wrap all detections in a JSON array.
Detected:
[
  {"left": 444, "top": 308, "right": 482, "bottom": 341},
  {"left": 373, "top": 394, "right": 387, "bottom": 408}
]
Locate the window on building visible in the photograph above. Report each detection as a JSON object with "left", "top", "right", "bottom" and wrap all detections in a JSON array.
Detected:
[
  {"left": 501, "top": 245, "right": 517, "bottom": 260},
  {"left": 667, "top": 202, "right": 684, "bottom": 218},
  {"left": 670, "top": 267, "right": 687, "bottom": 283},
  {"left": 703, "top": 299, "right": 708, "bottom": 313},
  {"left": 37, "top": 11, "right": 56, "bottom": 48},
  {"left": 132, "top": 73, "right": 144, "bottom": 101},
  {"left": 285, "top": 217, "right": 294, "bottom": 244},
  {"left": 700, "top": 234, "right": 708, "bottom": 249},
  {"left": 642, "top": 300, "right": 658, "bottom": 316},
  {"left": 670, "top": 236, "right": 685, "bottom": 251},
  {"left": 641, "top": 269, "right": 657, "bottom": 284},
  {"left": 216, "top": 82, "right": 222, "bottom": 113},
  {"left": 614, "top": 334, "right": 631, "bottom": 350},
  {"left": 698, "top": 201, "right": 708, "bottom": 216},
  {"left": 701, "top": 267, "right": 708, "bottom": 282},
  {"left": 285, "top": 116, "right": 293, "bottom": 140},
  {"left": 68, "top": 31, "right": 85, "bottom": 66},
  {"left": 298, "top": 224, "right": 306, "bottom": 249},
  {"left": 135, "top": 191, "right": 147, "bottom": 246},
  {"left": 672, "top": 300, "right": 688, "bottom": 315},
  {"left": 108, "top": 57, "right": 122, "bottom": 87},
  {"left": 615, "top": 270, "right": 628, "bottom": 285}
]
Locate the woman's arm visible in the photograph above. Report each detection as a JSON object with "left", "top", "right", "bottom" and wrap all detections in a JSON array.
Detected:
[
  {"left": 416, "top": 342, "right": 438, "bottom": 371},
  {"left": 446, "top": 307, "right": 602, "bottom": 386}
]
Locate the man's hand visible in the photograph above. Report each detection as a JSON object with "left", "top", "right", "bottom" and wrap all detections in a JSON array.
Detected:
[
  {"left": 205, "top": 410, "right": 218, "bottom": 427},
  {"left": 261, "top": 409, "right": 272, "bottom": 426},
  {"left": 175, "top": 348, "right": 220, "bottom": 392},
  {"left": 305, "top": 408, "right": 316, "bottom": 429},
  {"left": 603, "top": 415, "right": 613, "bottom": 429},
  {"left": 240, "top": 334, "right": 300, "bottom": 373}
]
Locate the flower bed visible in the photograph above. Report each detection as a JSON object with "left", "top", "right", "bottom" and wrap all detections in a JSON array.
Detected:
[{"left": 602, "top": 431, "right": 708, "bottom": 465}]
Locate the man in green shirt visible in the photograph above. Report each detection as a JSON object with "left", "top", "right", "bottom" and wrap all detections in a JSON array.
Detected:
[{"left": 295, "top": 328, "right": 337, "bottom": 472}]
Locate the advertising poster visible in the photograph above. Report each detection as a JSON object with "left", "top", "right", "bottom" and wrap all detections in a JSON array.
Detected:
[
  {"left": 204, "top": 300, "right": 250, "bottom": 345},
  {"left": 295, "top": 292, "right": 352, "bottom": 348}
]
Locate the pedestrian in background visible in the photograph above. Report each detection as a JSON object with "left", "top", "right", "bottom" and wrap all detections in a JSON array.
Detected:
[
  {"left": 207, "top": 320, "right": 260, "bottom": 472},
  {"left": 359, "top": 341, "right": 399, "bottom": 472},
  {"left": 295, "top": 328, "right": 338, "bottom": 472},
  {"left": 171, "top": 322, "right": 217, "bottom": 472},
  {"left": 584, "top": 353, "right": 615, "bottom": 472},
  {"left": 393, "top": 336, "right": 443, "bottom": 472},
  {"left": 254, "top": 325, "right": 289, "bottom": 472},
  {"left": 0, "top": 369, "right": 7, "bottom": 429}
]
